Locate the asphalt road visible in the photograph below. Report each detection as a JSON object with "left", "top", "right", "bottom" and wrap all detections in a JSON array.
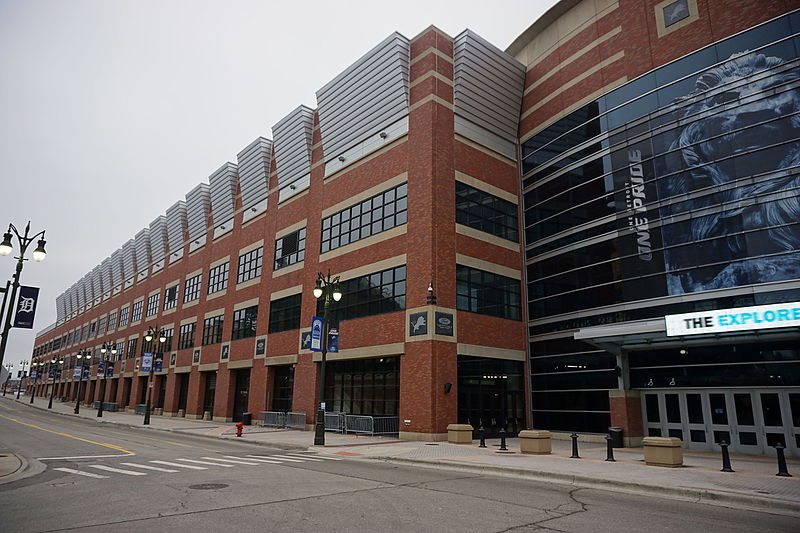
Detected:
[{"left": 0, "top": 401, "right": 797, "bottom": 533}]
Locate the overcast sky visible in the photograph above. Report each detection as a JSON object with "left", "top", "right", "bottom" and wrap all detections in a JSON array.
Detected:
[{"left": 0, "top": 0, "right": 556, "bottom": 370}]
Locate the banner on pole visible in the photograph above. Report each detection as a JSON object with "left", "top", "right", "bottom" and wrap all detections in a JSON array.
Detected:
[
  {"left": 310, "top": 317, "right": 324, "bottom": 352},
  {"left": 13, "top": 286, "right": 40, "bottom": 329}
]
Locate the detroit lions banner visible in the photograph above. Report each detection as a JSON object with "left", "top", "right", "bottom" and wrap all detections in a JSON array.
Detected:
[{"left": 13, "top": 286, "right": 39, "bottom": 329}]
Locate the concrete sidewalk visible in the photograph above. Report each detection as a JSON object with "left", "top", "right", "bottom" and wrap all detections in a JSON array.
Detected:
[{"left": 2, "top": 395, "right": 799, "bottom": 515}]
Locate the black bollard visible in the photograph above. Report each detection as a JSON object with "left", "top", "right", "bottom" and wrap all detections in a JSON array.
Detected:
[
  {"left": 605, "top": 434, "right": 615, "bottom": 462},
  {"left": 719, "top": 440, "right": 734, "bottom": 472},
  {"left": 775, "top": 443, "right": 792, "bottom": 477},
  {"left": 499, "top": 427, "right": 508, "bottom": 451},
  {"left": 478, "top": 424, "right": 486, "bottom": 448},
  {"left": 570, "top": 432, "right": 580, "bottom": 458}
]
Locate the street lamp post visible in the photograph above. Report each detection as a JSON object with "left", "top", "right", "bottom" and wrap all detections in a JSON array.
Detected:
[
  {"left": 143, "top": 326, "right": 166, "bottom": 425},
  {"left": 16, "top": 359, "right": 27, "bottom": 399},
  {"left": 30, "top": 361, "right": 39, "bottom": 403},
  {"left": 312, "top": 271, "right": 342, "bottom": 446},
  {"left": 3, "top": 363, "right": 12, "bottom": 396},
  {"left": 97, "top": 342, "right": 117, "bottom": 418},
  {"left": 0, "top": 221, "right": 47, "bottom": 369},
  {"left": 48, "top": 358, "right": 64, "bottom": 409},
  {"left": 74, "top": 350, "right": 90, "bottom": 414}
]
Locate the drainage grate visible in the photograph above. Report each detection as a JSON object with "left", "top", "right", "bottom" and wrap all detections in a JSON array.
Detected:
[{"left": 188, "top": 483, "right": 229, "bottom": 490}]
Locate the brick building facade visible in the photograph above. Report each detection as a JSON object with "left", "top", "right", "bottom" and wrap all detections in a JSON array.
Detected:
[{"left": 29, "top": 1, "right": 800, "bottom": 452}]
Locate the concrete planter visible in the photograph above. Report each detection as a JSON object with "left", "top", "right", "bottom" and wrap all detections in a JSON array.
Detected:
[
  {"left": 519, "top": 430, "right": 551, "bottom": 454},
  {"left": 446, "top": 424, "right": 473, "bottom": 444},
  {"left": 643, "top": 436, "right": 683, "bottom": 467}
]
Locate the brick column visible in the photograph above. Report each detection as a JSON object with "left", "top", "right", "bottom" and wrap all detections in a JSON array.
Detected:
[
  {"left": 609, "top": 389, "right": 643, "bottom": 446},
  {"left": 163, "top": 370, "right": 179, "bottom": 415},
  {"left": 249, "top": 363, "right": 269, "bottom": 414},
  {"left": 214, "top": 365, "right": 234, "bottom": 422},
  {"left": 186, "top": 369, "right": 203, "bottom": 419},
  {"left": 292, "top": 355, "right": 317, "bottom": 429}
]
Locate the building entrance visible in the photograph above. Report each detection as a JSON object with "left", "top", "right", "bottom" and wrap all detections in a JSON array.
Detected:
[
  {"left": 642, "top": 389, "right": 800, "bottom": 456},
  {"left": 457, "top": 356, "right": 524, "bottom": 437},
  {"left": 232, "top": 369, "right": 250, "bottom": 422}
]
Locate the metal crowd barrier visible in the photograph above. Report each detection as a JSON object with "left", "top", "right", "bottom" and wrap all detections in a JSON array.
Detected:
[
  {"left": 259, "top": 411, "right": 307, "bottom": 429},
  {"left": 285, "top": 412, "right": 306, "bottom": 429},
  {"left": 324, "top": 411, "right": 344, "bottom": 432},
  {"left": 323, "top": 412, "right": 399, "bottom": 436},
  {"left": 92, "top": 401, "right": 119, "bottom": 412}
]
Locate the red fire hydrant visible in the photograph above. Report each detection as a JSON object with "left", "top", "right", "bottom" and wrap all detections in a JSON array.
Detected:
[{"left": 235, "top": 422, "right": 244, "bottom": 437}]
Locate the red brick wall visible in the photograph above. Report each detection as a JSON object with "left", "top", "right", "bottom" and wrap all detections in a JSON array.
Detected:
[{"left": 32, "top": 25, "right": 527, "bottom": 438}]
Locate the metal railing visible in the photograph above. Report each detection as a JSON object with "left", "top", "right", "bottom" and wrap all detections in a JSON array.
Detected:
[
  {"left": 92, "top": 401, "right": 118, "bottom": 412},
  {"left": 324, "top": 412, "right": 399, "bottom": 436},
  {"left": 259, "top": 411, "right": 306, "bottom": 429}
]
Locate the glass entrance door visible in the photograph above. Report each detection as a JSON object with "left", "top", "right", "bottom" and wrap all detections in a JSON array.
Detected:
[{"left": 642, "top": 389, "right": 800, "bottom": 456}]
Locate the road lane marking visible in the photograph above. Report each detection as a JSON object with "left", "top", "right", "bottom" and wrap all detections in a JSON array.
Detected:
[
  {"left": 206, "top": 457, "right": 261, "bottom": 465},
  {"left": 53, "top": 467, "right": 109, "bottom": 479},
  {"left": 150, "top": 460, "right": 207, "bottom": 470},
  {"left": 177, "top": 458, "right": 234, "bottom": 467},
  {"left": 120, "top": 463, "right": 179, "bottom": 473},
  {"left": 0, "top": 412, "right": 134, "bottom": 455},
  {"left": 288, "top": 453, "right": 343, "bottom": 460},
  {"left": 37, "top": 454, "right": 134, "bottom": 460},
  {"left": 272, "top": 454, "right": 324, "bottom": 462},
  {"left": 238, "top": 455, "right": 283, "bottom": 464},
  {"left": 88, "top": 464, "right": 148, "bottom": 476}
]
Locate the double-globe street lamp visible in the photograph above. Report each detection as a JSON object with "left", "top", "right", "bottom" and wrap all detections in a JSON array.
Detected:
[
  {"left": 143, "top": 326, "right": 166, "bottom": 425},
  {"left": 312, "top": 271, "right": 342, "bottom": 446},
  {"left": 48, "top": 358, "right": 64, "bottom": 409},
  {"left": 97, "top": 342, "right": 117, "bottom": 418},
  {"left": 16, "top": 359, "right": 27, "bottom": 399},
  {"left": 74, "top": 350, "right": 91, "bottom": 414},
  {"left": 0, "top": 222, "right": 47, "bottom": 369}
]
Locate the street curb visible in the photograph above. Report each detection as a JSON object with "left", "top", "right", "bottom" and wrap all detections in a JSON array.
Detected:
[
  {"left": 5, "top": 397, "right": 306, "bottom": 452},
  {"left": 375, "top": 456, "right": 800, "bottom": 517},
  {"left": 0, "top": 452, "right": 46, "bottom": 486}
]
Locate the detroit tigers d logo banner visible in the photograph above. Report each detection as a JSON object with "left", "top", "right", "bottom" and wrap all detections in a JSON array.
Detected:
[{"left": 13, "top": 286, "right": 39, "bottom": 329}]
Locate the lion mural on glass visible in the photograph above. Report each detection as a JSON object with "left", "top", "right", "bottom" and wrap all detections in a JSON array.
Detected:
[{"left": 658, "top": 50, "right": 800, "bottom": 295}]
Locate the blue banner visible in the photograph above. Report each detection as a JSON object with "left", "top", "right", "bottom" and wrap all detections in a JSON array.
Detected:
[
  {"left": 13, "top": 286, "right": 39, "bottom": 329},
  {"left": 106, "top": 362, "right": 114, "bottom": 378},
  {"left": 73, "top": 367, "right": 82, "bottom": 380},
  {"left": 141, "top": 353, "right": 152, "bottom": 373},
  {"left": 328, "top": 322, "right": 339, "bottom": 353},
  {"left": 310, "top": 317, "right": 324, "bottom": 352}
]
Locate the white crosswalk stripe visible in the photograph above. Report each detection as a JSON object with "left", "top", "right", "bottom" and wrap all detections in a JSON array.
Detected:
[
  {"left": 53, "top": 467, "right": 109, "bottom": 479},
  {"left": 150, "top": 460, "right": 207, "bottom": 470},
  {"left": 271, "top": 454, "right": 324, "bottom": 462},
  {"left": 236, "top": 455, "right": 283, "bottom": 464},
  {"left": 246, "top": 454, "right": 304, "bottom": 463},
  {"left": 88, "top": 465, "right": 148, "bottom": 476},
  {"left": 177, "top": 458, "right": 234, "bottom": 467},
  {"left": 202, "top": 457, "right": 260, "bottom": 465},
  {"left": 121, "top": 463, "right": 179, "bottom": 473},
  {"left": 287, "top": 453, "right": 343, "bottom": 460},
  {"left": 250, "top": 455, "right": 303, "bottom": 463}
]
